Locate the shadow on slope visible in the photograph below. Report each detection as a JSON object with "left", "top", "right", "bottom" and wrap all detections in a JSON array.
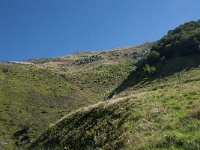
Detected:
[{"left": 109, "top": 55, "right": 200, "bottom": 98}]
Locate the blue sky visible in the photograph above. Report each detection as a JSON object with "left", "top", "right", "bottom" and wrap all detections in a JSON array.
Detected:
[{"left": 0, "top": 0, "right": 200, "bottom": 61}]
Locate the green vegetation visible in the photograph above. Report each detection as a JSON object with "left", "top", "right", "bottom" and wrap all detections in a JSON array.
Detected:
[
  {"left": 152, "top": 20, "right": 200, "bottom": 58},
  {"left": 30, "top": 99, "right": 132, "bottom": 150},
  {"left": 111, "top": 20, "right": 200, "bottom": 96},
  {"left": 2, "top": 21, "right": 200, "bottom": 150},
  {"left": 0, "top": 62, "right": 133, "bottom": 149},
  {"left": 30, "top": 20, "right": 200, "bottom": 150},
  {"left": 142, "top": 64, "right": 156, "bottom": 74},
  {"left": 110, "top": 54, "right": 200, "bottom": 97},
  {"left": 0, "top": 44, "right": 141, "bottom": 149},
  {"left": 136, "top": 50, "right": 160, "bottom": 68},
  {"left": 70, "top": 63, "right": 133, "bottom": 86},
  {"left": 30, "top": 60, "right": 200, "bottom": 150},
  {"left": 134, "top": 20, "right": 200, "bottom": 78},
  {"left": 0, "top": 63, "right": 75, "bottom": 149}
]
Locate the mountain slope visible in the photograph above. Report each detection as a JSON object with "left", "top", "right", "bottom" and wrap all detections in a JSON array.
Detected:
[
  {"left": 110, "top": 20, "right": 200, "bottom": 96},
  {"left": 30, "top": 20, "right": 200, "bottom": 150},
  {"left": 30, "top": 56, "right": 200, "bottom": 150},
  {"left": 0, "top": 43, "right": 152, "bottom": 149},
  {"left": 2, "top": 20, "right": 200, "bottom": 150}
]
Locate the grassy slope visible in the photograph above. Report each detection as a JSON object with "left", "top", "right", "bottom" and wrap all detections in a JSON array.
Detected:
[
  {"left": 0, "top": 63, "right": 75, "bottom": 149},
  {"left": 30, "top": 55, "right": 200, "bottom": 150},
  {"left": 0, "top": 63, "right": 133, "bottom": 149},
  {"left": 110, "top": 54, "right": 200, "bottom": 97},
  {"left": 0, "top": 43, "right": 152, "bottom": 149}
]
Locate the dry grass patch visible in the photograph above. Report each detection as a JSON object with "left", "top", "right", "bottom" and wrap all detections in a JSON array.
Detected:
[{"left": 188, "top": 104, "right": 200, "bottom": 119}]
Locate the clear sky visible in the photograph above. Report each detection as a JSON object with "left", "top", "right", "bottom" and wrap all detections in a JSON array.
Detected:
[{"left": 0, "top": 0, "right": 200, "bottom": 61}]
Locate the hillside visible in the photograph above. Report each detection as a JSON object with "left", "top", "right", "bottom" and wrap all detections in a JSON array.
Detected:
[
  {"left": 0, "top": 43, "right": 152, "bottom": 149},
  {"left": 1, "top": 20, "right": 200, "bottom": 150},
  {"left": 110, "top": 20, "right": 200, "bottom": 96},
  {"left": 30, "top": 21, "right": 200, "bottom": 150},
  {"left": 30, "top": 55, "right": 200, "bottom": 150}
]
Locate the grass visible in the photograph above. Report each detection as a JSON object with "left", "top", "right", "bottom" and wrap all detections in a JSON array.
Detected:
[
  {"left": 0, "top": 57, "right": 134, "bottom": 149},
  {"left": 2, "top": 42, "right": 199, "bottom": 149},
  {"left": 30, "top": 56, "right": 200, "bottom": 150},
  {"left": 110, "top": 54, "right": 200, "bottom": 97},
  {"left": 0, "top": 63, "right": 75, "bottom": 149}
]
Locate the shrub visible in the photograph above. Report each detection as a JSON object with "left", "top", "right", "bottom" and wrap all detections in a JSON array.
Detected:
[
  {"left": 152, "top": 21, "right": 200, "bottom": 58},
  {"left": 2, "top": 68, "right": 8, "bottom": 73},
  {"left": 135, "top": 51, "right": 160, "bottom": 68},
  {"left": 146, "top": 51, "right": 160, "bottom": 64},
  {"left": 142, "top": 64, "right": 156, "bottom": 74}
]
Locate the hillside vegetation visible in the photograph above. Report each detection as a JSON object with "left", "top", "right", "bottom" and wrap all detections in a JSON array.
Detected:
[
  {"left": 30, "top": 20, "right": 200, "bottom": 150},
  {"left": 30, "top": 55, "right": 200, "bottom": 150},
  {"left": 0, "top": 43, "right": 152, "bottom": 149},
  {"left": 153, "top": 20, "right": 200, "bottom": 58},
  {"left": 110, "top": 20, "right": 200, "bottom": 96},
  {"left": 1, "top": 20, "right": 200, "bottom": 150}
]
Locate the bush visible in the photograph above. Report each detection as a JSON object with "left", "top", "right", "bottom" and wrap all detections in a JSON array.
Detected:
[
  {"left": 2, "top": 68, "right": 8, "bottom": 73},
  {"left": 142, "top": 64, "right": 156, "bottom": 74},
  {"left": 136, "top": 21, "right": 200, "bottom": 72},
  {"left": 135, "top": 51, "right": 160, "bottom": 68},
  {"left": 152, "top": 20, "right": 200, "bottom": 58},
  {"left": 147, "top": 51, "right": 160, "bottom": 64}
]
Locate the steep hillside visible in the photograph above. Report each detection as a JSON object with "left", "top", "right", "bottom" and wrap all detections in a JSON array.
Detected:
[
  {"left": 0, "top": 63, "right": 75, "bottom": 149},
  {"left": 110, "top": 20, "right": 200, "bottom": 96},
  {"left": 30, "top": 56, "right": 200, "bottom": 150},
  {"left": 30, "top": 21, "right": 200, "bottom": 150},
  {"left": 2, "top": 20, "right": 200, "bottom": 150},
  {"left": 0, "top": 43, "right": 152, "bottom": 149}
]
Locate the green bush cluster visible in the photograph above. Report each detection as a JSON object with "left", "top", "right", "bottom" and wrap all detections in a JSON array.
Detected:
[
  {"left": 136, "top": 51, "right": 160, "bottom": 68},
  {"left": 136, "top": 20, "right": 200, "bottom": 74},
  {"left": 152, "top": 20, "right": 200, "bottom": 58},
  {"left": 142, "top": 64, "right": 156, "bottom": 74}
]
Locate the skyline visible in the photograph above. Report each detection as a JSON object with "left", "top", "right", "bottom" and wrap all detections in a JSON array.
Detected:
[{"left": 0, "top": 0, "right": 200, "bottom": 61}]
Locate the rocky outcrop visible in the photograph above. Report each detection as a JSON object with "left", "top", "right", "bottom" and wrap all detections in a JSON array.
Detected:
[{"left": 74, "top": 55, "right": 104, "bottom": 65}]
